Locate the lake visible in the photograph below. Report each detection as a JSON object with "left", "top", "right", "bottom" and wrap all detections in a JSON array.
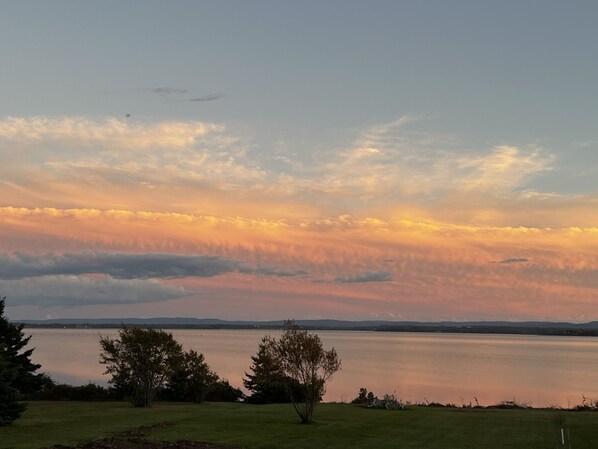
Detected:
[{"left": 25, "top": 328, "right": 598, "bottom": 407}]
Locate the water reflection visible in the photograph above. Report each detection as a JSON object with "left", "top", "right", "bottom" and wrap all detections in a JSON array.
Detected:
[{"left": 26, "top": 329, "right": 598, "bottom": 407}]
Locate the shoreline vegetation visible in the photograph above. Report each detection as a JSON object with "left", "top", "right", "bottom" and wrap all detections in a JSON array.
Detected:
[
  {"left": 22, "top": 378, "right": 598, "bottom": 412},
  {"left": 15, "top": 317, "right": 598, "bottom": 336}
]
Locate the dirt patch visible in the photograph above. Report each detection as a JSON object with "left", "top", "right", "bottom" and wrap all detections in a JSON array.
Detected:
[{"left": 42, "top": 422, "right": 242, "bottom": 449}]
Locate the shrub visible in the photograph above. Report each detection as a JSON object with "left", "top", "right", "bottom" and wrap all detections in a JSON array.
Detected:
[
  {"left": 26, "top": 379, "right": 116, "bottom": 401},
  {"left": 369, "top": 393, "right": 409, "bottom": 410},
  {"left": 490, "top": 399, "right": 531, "bottom": 409},
  {"left": 205, "top": 379, "right": 244, "bottom": 402}
]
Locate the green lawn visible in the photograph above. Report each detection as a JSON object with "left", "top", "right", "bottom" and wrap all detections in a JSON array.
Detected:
[{"left": 1, "top": 401, "right": 596, "bottom": 449}]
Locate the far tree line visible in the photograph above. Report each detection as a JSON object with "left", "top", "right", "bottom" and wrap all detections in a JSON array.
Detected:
[{"left": 0, "top": 295, "right": 340, "bottom": 426}]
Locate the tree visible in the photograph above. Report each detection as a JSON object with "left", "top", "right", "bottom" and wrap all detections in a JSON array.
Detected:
[
  {"left": 182, "top": 350, "right": 218, "bottom": 403},
  {"left": 0, "top": 296, "right": 42, "bottom": 425},
  {"left": 351, "top": 387, "right": 376, "bottom": 404},
  {"left": 165, "top": 349, "right": 218, "bottom": 403},
  {"left": 0, "top": 297, "right": 43, "bottom": 395},
  {"left": 0, "top": 349, "right": 25, "bottom": 426},
  {"left": 273, "top": 320, "right": 341, "bottom": 423},
  {"left": 99, "top": 327, "right": 183, "bottom": 407},
  {"left": 244, "top": 336, "right": 291, "bottom": 404}
]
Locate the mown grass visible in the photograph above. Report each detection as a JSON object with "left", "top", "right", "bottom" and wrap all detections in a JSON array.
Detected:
[{"left": 1, "top": 401, "right": 596, "bottom": 449}]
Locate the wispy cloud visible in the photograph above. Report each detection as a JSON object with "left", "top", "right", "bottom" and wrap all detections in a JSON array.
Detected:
[
  {"left": 0, "top": 116, "right": 270, "bottom": 210},
  {"left": 302, "top": 118, "right": 554, "bottom": 214},
  {"left": 190, "top": 93, "right": 225, "bottom": 102},
  {"left": 137, "top": 87, "right": 225, "bottom": 101},
  {"left": 0, "top": 115, "right": 593, "bottom": 230},
  {"left": 140, "top": 87, "right": 189, "bottom": 96},
  {"left": 0, "top": 116, "right": 220, "bottom": 150},
  {"left": 456, "top": 146, "right": 553, "bottom": 193}
]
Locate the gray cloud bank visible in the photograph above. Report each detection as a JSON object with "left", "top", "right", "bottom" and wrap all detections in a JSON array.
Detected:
[
  {"left": 1, "top": 276, "right": 189, "bottom": 306},
  {"left": 335, "top": 270, "right": 393, "bottom": 283},
  {"left": 0, "top": 252, "right": 303, "bottom": 280},
  {"left": 0, "top": 252, "right": 305, "bottom": 307},
  {"left": 499, "top": 258, "right": 529, "bottom": 264}
]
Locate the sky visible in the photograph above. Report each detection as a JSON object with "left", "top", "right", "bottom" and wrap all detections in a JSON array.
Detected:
[{"left": 1, "top": 1, "right": 598, "bottom": 321}]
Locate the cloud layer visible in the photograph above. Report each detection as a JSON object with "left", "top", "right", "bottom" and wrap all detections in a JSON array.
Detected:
[
  {"left": 2, "top": 115, "right": 598, "bottom": 320},
  {"left": 1, "top": 206, "right": 598, "bottom": 320},
  {"left": 2, "top": 115, "right": 589, "bottom": 227}
]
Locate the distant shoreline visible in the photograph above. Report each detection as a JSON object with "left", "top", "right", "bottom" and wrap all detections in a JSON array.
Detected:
[{"left": 16, "top": 320, "right": 598, "bottom": 337}]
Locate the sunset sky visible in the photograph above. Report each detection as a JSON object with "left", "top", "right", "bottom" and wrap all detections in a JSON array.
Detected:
[{"left": 1, "top": 1, "right": 598, "bottom": 321}]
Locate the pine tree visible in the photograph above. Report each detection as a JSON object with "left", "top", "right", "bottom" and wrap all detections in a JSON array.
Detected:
[
  {"left": 0, "top": 296, "right": 41, "bottom": 425},
  {"left": 0, "top": 350, "right": 25, "bottom": 425},
  {"left": 164, "top": 350, "right": 218, "bottom": 403},
  {"left": 243, "top": 336, "right": 294, "bottom": 404}
]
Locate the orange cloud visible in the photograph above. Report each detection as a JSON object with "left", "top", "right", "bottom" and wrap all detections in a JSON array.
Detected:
[{"left": 2, "top": 206, "right": 598, "bottom": 320}]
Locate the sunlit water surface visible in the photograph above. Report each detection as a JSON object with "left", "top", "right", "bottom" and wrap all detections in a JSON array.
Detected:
[{"left": 26, "top": 329, "right": 598, "bottom": 407}]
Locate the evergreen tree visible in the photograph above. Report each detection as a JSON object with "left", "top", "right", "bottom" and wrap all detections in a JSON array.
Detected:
[
  {"left": 0, "top": 296, "right": 41, "bottom": 425},
  {"left": 0, "top": 350, "right": 27, "bottom": 425},
  {"left": 164, "top": 350, "right": 218, "bottom": 403},
  {"left": 243, "top": 336, "right": 294, "bottom": 404}
]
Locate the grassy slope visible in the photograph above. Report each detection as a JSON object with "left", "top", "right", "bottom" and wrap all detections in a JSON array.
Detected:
[{"left": 1, "top": 402, "right": 596, "bottom": 449}]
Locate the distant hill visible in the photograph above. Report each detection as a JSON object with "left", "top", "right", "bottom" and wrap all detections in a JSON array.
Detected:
[{"left": 13, "top": 317, "right": 598, "bottom": 336}]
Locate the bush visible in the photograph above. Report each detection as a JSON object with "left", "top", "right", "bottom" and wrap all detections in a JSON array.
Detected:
[
  {"left": 205, "top": 379, "right": 244, "bottom": 402},
  {"left": 490, "top": 399, "right": 531, "bottom": 409},
  {"left": 26, "top": 379, "right": 116, "bottom": 401},
  {"left": 369, "top": 393, "right": 409, "bottom": 410}
]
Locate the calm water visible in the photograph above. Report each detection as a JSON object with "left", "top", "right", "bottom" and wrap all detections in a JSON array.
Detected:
[{"left": 26, "top": 328, "right": 598, "bottom": 407}]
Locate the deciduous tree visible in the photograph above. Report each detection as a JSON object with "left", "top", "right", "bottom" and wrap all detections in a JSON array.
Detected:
[
  {"left": 99, "top": 327, "right": 183, "bottom": 407},
  {"left": 273, "top": 320, "right": 341, "bottom": 423}
]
